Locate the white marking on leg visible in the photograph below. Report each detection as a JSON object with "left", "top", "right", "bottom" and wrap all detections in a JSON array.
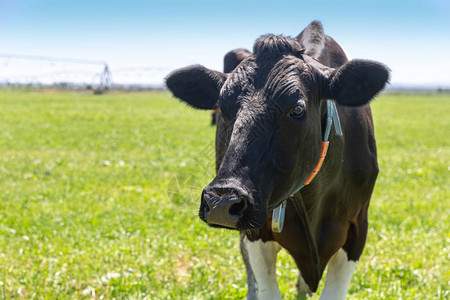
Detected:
[
  {"left": 297, "top": 272, "right": 312, "bottom": 298},
  {"left": 320, "top": 249, "right": 358, "bottom": 300},
  {"left": 242, "top": 236, "right": 282, "bottom": 300}
]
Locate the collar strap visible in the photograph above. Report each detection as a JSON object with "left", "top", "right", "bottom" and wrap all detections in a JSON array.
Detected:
[
  {"left": 304, "top": 141, "right": 329, "bottom": 185},
  {"left": 272, "top": 100, "right": 343, "bottom": 233}
]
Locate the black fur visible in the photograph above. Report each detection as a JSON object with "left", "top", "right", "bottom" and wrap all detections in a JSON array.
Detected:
[
  {"left": 165, "top": 65, "right": 226, "bottom": 110},
  {"left": 327, "top": 60, "right": 390, "bottom": 106},
  {"left": 253, "top": 34, "right": 305, "bottom": 63}
]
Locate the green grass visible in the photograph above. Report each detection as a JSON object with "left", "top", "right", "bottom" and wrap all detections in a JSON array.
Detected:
[{"left": 0, "top": 89, "right": 448, "bottom": 299}]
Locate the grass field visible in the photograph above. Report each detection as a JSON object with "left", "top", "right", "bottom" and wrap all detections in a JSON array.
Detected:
[{"left": 0, "top": 89, "right": 448, "bottom": 299}]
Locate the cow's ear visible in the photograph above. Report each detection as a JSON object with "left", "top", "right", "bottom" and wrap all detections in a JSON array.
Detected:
[
  {"left": 325, "top": 60, "right": 390, "bottom": 107},
  {"left": 165, "top": 65, "right": 227, "bottom": 110}
]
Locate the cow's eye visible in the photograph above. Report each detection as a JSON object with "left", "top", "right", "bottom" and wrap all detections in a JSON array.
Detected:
[{"left": 289, "top": 106, "right": 305, "bottom": 119}]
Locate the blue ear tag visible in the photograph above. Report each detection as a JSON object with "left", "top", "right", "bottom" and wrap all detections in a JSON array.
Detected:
[
  {"left": 271, "top": 200, "right": 287, "bottom": 233},
  {"left": 329, "top": 100, "right": 343, "bottom": 136}
]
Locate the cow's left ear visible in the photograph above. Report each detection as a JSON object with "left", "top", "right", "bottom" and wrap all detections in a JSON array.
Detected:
[
  {"left": 325, "top": 60, "right": 390, "bottom": 107},
  {"left": 166, "top": 65, "right": 227, "bottom": 110}
]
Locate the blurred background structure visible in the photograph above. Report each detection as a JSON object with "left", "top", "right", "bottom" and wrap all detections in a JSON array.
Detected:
[{"left": 0, "top": 53, "right": 170, "bottom": 91}]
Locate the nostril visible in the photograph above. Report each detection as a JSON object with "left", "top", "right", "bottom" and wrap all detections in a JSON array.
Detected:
[
  {"left": 201, "top": 191, "right": 213, "bottom": 217},
  {"left": 229, "top": 197, "right": 247, "bottom": 217},
  {"left": 203, "top": 203, "right": 210, "bottom": 215}
]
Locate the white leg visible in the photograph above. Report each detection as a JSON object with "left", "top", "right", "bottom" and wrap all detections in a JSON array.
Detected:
[
  {"left": 241, "top": 236, "right": 282, "bottom": 300},
  {"left": 320, "top": 248, "right": 358, "bottom": 300},
  {"left": 297, "top": 272, "right": 312, "bottom": 299}
]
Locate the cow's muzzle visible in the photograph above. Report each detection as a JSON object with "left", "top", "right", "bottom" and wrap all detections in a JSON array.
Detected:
[{"left": 199, "top": 186, "right": 250, "bottom": 229}]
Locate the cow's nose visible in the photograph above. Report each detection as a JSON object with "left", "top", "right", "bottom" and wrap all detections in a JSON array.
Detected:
[{"left": 201, "top": 191, "right": 248, "bottom": 228}]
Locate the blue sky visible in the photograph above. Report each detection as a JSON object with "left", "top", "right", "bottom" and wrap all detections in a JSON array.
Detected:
[{"left": 1, "top": 0, "right": 449, "bottom": 87}]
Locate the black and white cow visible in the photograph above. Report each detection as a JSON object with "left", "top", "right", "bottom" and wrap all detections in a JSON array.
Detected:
[{"left": 166, "top": 21, "right": 389, "bottom": 299}]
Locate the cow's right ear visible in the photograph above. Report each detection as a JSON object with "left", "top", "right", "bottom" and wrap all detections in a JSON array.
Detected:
[
  {"left": 324, "top": 60, "right": 390, "bottom": 107},
  {"left": 165, "top": 65, "right": 227, "bottom": 110}
]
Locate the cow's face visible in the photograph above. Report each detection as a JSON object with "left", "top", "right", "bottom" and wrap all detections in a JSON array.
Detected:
[{"left": 166, "top": 35, "right": 389, "bottom": 230}]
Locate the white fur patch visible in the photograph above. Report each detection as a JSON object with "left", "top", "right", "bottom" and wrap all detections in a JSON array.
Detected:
[
  {"left": 242, "top": 237, "right": 282, "bottom": 300},
  {"left": 320, "top": 249, "right": 358, "bottom": 300},
  {"left": 297, "top": 271, "right": 312, "bottom": 297}
]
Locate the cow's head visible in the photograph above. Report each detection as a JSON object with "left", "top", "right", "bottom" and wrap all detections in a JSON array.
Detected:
[{"left": 166, "top": 35, "right": 389, "bottom": 230}]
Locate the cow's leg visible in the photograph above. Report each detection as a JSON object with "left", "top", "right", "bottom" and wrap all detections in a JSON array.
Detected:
[
  {"left": 240, "top": 235, "right": 282, "bottom": 300},
  {"left": 297, "top": 273, "right": 312, "bottom": 299},
  {"left": 320, "top": 248, "right": 358, "bottom": 300},
  {"left": 320, "top": 200, "right": 370, "bottom": 299},
  {"left": 319, "top": 209, "right": 368, "bottom": 299}
]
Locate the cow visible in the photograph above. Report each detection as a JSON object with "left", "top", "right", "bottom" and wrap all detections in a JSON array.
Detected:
[{"left": 166, "top": 21, "right": 389, "bottom": 299}]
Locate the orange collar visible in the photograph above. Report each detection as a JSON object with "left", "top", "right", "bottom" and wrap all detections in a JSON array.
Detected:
[{"left": 304, "top": 141, "right": 330, "bottom": 185}]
